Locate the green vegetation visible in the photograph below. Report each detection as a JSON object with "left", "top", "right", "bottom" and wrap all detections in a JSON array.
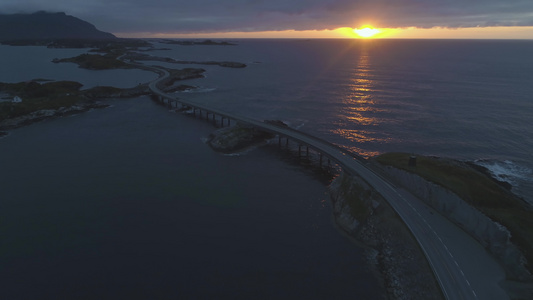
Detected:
[
  {"left": 339, "top": 174, "right": 372, "bottom": 220},
  {"left": 376, "top": 152, "right": 533, "bottom": 272},
  {"left": 0, "top": 81, "right": 83, "bottom": 121},
  {"left": 0, "top": 80, "right": 137, "bottom": 122}
]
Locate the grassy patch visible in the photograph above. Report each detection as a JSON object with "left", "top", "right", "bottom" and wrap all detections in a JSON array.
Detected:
[
  {"left": 0, "top": 81, "right": 84, "bottom": 121},
  {"left": 339, "top": 174, "right": 371, "bottom": 221},
  {"left": 376, "top": 152, "right": 533, "bottom": 272}
]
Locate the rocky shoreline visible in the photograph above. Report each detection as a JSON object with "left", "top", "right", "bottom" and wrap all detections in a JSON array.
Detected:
[
  {"left": 0, "top": 102, "right": 109, "bottom": 131},
  {"left": 205, "top": 126, "right": 444, "bottom": 299},
  {"left": 329, "top": 173, "right": 444, "bottom": 300},
  {"left": 207, "top": 123, "right": 274, "bottom": 154}
]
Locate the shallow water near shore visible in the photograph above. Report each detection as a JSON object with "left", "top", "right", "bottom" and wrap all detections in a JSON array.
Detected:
[{"left": 0, "top": 98, "right": 383, "bottom": 299}]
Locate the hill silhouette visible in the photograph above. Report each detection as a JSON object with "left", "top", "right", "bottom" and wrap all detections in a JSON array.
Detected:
[{"left": 0, "top": 11, "right": 116, "bottom": 40}]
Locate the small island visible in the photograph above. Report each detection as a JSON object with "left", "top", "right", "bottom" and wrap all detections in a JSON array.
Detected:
[
  {"left": 160, "top": 39, "right": 237, "bottom": 46},
  {"left": 1, "top": 35, "right": 248, "bottom": 133}
]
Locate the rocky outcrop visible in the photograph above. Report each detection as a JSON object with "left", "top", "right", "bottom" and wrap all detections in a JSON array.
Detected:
[
  {"left": 156, "top": 68, "right": 206, "bottom": 92},
  {"left": 0, "top": 103, "right": 108, "bottom": 130},
  {"left": 329, "top": 173, "right": 443, "bottom": 300},
  {"left": 380, "top": 165, "right": 531, "bottom": 281},
  {"left": 207, "top": 124, "right": 274, "bottom": 154}
]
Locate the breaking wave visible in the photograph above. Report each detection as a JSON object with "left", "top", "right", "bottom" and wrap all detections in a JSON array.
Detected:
[{"left": 474, "top": 159, "right": 533, "bottom": 186}]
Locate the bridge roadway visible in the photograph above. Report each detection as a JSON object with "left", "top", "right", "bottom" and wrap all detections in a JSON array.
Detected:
[{"left": 147, "top": 66, "right": 508, "bottom": 300}]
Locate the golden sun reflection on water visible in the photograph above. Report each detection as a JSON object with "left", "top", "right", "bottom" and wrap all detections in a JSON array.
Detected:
[
  {"left": 331, "top": 47, "right": 389, "bottom": 157},
  {"left": 332, "top": 128, "right": 380, "bottom": 142},
  {"left": 337, "top": 143, "right": 382, "bottom": 159}
]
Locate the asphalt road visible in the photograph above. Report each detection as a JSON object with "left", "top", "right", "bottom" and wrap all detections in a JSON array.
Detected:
[{"left": 146, "top": 64, "right": 509, "bottom": 300}]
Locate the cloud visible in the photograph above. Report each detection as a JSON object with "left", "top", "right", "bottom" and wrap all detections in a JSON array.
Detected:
[{"left": 1, "top": 0, "right": 533, "bottom": 34}]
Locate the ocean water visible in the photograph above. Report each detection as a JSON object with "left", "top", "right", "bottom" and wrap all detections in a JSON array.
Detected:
[
  {"left": 0, "top": 45, "right": 157, "bottom": 88},
  {"left": 1, "top": 39, "right": 533, "bottom": 297},
  {"left": 0, "top": 99, "right": 382, "bottom": 299},
  {"left": 149, "top": 39, "right": 533, "bottom": 203}
]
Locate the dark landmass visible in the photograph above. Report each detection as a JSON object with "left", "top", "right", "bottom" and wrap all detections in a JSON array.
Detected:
[
  {"left": 0, "top": 11, "right": 115, "bottom": 41},
  {"left": 53, "top": 53, "right": 133, "bottom": 70},
  {"left": 375, "top": 153, "right": 533, "bottom": 281},
  {"left": 0, "top": 102, "right": 110, "bottom": 130},
  {"left": 1, "top": 37, "right": 152, "bottom": 50},
  {"left": 134, "top": 47, "right": 172, "bottom": 52},
  {"left": 0, "top": 80, "right": 151, "bottom": 129},
  {"left": 156, "top": 67, "right": 206, "bottom": 92},
  {"left": 206, "top": 120, "right": 289, "bottom": 154},
  {"left": 161, "top": 84, "right": 198, "bottom": 93},
  {"left": 51, "top": 38, "right": 151, "bottom": 49},
  {"left": 52, "top": 44, "right": 246, "bottom": 71},
  {"left": 122, "top": 52, "right": 247, "bottom": 68},
  {"left": 207, "top": 124, "right": 274, "bottom": 153},
  {"left": 161, "top": 39, "right": 237, "bottom": 46},
  {"left": 264, "top": 119, "right": 290, "bottom": 128}
]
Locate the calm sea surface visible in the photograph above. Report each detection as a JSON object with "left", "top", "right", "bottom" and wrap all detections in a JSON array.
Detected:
[
  {"left": 151, "top": 39, "right": 533, "bottom": 202},
  {"left": 1, "top": 39, "right": 532, "bottom": 298}
]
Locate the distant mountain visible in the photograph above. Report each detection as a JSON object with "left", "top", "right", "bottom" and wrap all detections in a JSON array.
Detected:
[{"left": 0, "top": 11, "right": 116, "bottom": 40}]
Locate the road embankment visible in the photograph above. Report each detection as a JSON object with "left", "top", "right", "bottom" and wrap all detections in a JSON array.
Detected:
[{"left": 328, "top": 172, "right": 444, "bottom": 300}]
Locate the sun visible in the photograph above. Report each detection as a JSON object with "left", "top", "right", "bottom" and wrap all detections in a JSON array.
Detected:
[{"left": 354, "top": 27, "right": 381, "bottom": 38}]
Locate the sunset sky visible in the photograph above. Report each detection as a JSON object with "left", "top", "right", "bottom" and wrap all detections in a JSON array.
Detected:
[{"left": 1, "top": 0, "right": 533, "bottom": 39}]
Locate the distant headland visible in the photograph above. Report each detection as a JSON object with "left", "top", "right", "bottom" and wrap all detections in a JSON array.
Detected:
[{"left": 0, "top": 11, "right": 116, "bottom": 41}]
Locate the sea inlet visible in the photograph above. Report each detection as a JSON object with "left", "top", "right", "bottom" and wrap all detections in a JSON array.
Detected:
[{"left": 0, "top": 96, "right": 384, "bottom": 299}]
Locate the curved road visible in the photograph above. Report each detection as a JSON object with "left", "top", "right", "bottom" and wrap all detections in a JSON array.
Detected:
[{"left": 147, "top": 65, "right": 508, "bottom": 300}]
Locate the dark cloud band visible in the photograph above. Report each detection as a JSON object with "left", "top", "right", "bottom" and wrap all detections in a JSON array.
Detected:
[{"left": 1, "top": 0, "right": 532, "bottom": 34}]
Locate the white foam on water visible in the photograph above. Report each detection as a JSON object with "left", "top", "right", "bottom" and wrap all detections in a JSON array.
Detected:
[{"left": 475, "top": 159, "right": 533, "bottom": 185}]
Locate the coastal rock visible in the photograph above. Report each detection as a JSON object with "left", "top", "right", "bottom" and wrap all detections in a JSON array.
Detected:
[
  {"left": 328, "top": 173, "right": 443, "bottom": 300},
  {"left": 207, "top": 124, "right": 274, "bottom": 153},
  {"left": 0, "top": 103, "right": 109, "bottom": 130}
]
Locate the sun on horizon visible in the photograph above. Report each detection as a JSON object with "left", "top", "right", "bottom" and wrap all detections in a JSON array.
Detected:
[{"left": 353, "top": 26, "right": 381, "bottom": 38}]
